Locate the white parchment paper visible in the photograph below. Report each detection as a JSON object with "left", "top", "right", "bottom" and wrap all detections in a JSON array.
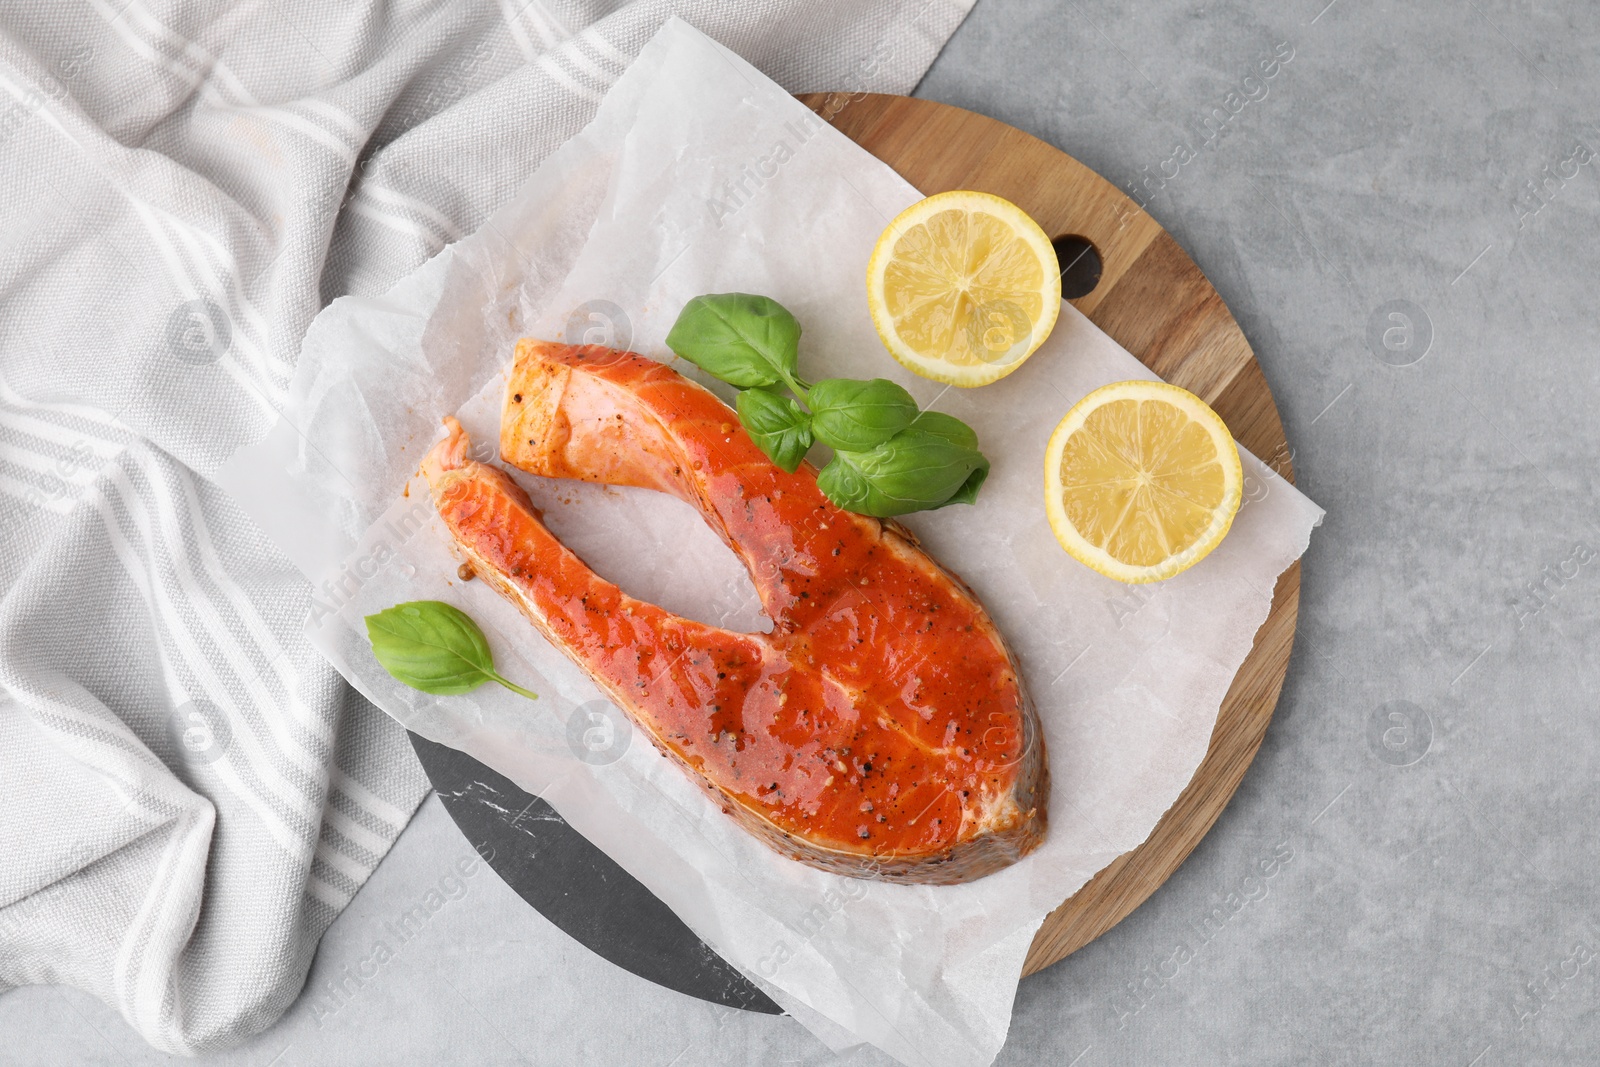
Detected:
[{"left": 221, "top": 18, "right": 1323, "bottom": 1067}]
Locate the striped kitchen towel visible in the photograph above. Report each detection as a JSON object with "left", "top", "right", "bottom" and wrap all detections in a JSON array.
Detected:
[{"left": 0, "top": 0, "right": 975, "bottom": 1052}]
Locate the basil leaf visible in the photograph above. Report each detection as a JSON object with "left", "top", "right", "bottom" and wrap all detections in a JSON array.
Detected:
[
  {"left": 938, "top": 461, "right": 990, "bottom": 508},
  {"left": 736, "top": 387, "right": 813, "bottom": 473},
  {"left": 365, "top": 601, "right": 538, "bottom": 700},
  {"left": 904, "top": 409, "right": 980, "bottom": 450},
  {"left": 898, "top": 418, "right": 990, "bottom": 509},
  {"left": 665, "top": 293, "right": 802, "bottom": 389},
  {"left": 817, "top": 431, "right": 990, "bottom": 517},
  {"left": 807, "top": 378, "right": 919, "bottom": 452},
  {"left": 815, "top": 450, "right": 871, "bottom": 512}
]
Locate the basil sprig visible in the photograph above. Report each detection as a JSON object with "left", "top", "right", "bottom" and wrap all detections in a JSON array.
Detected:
[
  {"left": 365, "top": 601, "right": 538, "bottom": 700},
  {"left": 666, "top": 293, "right": 989, "bottom": 517}
]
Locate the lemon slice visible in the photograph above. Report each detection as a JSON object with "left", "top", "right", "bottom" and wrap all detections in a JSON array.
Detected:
[
  {"left": 867, "top": 190, "right": 1061, "bottom": 387},
  {"left": 1044, "top": 380, "right": 1242, "bottom": 583}
]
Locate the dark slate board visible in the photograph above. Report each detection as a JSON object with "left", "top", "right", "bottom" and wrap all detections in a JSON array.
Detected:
[{"left": 409, "top": 732, "right": 782, "bottom": 1014}]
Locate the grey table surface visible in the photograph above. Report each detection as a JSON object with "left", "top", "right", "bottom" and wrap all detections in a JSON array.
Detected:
[{"left": 9, "top": 0, "right": 1600, "bottom": 1063}]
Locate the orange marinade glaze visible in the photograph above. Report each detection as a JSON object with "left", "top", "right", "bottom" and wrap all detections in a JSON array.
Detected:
[{"left": 446, "top": 342, "right": 1029, "bottom": 859}]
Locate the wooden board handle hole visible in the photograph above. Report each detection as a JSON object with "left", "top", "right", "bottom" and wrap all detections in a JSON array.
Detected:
[{"left": 1051, "top": 234, "right": 1103, "bottom": 299}]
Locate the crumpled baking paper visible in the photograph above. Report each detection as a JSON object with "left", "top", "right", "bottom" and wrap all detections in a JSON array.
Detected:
[{"left": 221, "top": 17, "right": 1322, "bottom": 1067}]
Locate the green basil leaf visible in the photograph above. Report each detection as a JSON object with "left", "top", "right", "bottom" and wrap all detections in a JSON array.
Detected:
[
  {"left": 816, "top": 450, "right": 871, "bottom": 511},
  {"left": 665, "top": 293, "right": 802, "bottom": 389},
  {"left": 935, "top": 460, "right": 990, "bottom": 509},
  {"left": 736, "top": 387, "right": 813, "bottom": 473},
  {"left": 901, "top": 411, "right": 988, "bottom": 507},
  {"left": 365, "top": 600, "right": 496, "bottom": 694},
  {"left": 817, "top": 432, "right": 990, "bottom": 517},
  {"left": 807, "top": 378, "right": 919, "bottom": 452},
  {"left": 904, "top": 409, "right": 980, "bottom": 450},
  {"left": 365, "top": 601, "right": 538, "bottom": 700}
]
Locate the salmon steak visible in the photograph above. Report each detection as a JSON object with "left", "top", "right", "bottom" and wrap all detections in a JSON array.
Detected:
[{"left": 421, "top": 340, "right": 1048, "bottom": 884}]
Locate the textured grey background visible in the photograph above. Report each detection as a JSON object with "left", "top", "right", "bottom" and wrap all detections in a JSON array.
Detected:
[{"left": 7, "top": 0, "right": 1599, "bottom": 1062}]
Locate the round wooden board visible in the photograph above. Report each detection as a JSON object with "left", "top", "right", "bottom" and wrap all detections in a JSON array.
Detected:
[{"left": 796, "top": 92, "right": 1302, "bottom": 978}]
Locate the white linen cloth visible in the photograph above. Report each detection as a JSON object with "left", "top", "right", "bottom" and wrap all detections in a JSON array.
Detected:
[{"left": 0, "top": 1, "right": 976, "bottom": 1053}]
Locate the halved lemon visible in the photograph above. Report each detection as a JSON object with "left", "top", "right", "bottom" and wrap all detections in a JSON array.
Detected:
[
  {"left": 867, "top": 190, "right": 1061, "bottom": 387},
  {"left": 1044, "top": 380, "right": 1242, "bottom": 583}
]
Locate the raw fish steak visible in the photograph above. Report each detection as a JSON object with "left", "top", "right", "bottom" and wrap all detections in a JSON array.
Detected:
[{"left": 422, "top": 340, "right": 1047, "bottom": 884}]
